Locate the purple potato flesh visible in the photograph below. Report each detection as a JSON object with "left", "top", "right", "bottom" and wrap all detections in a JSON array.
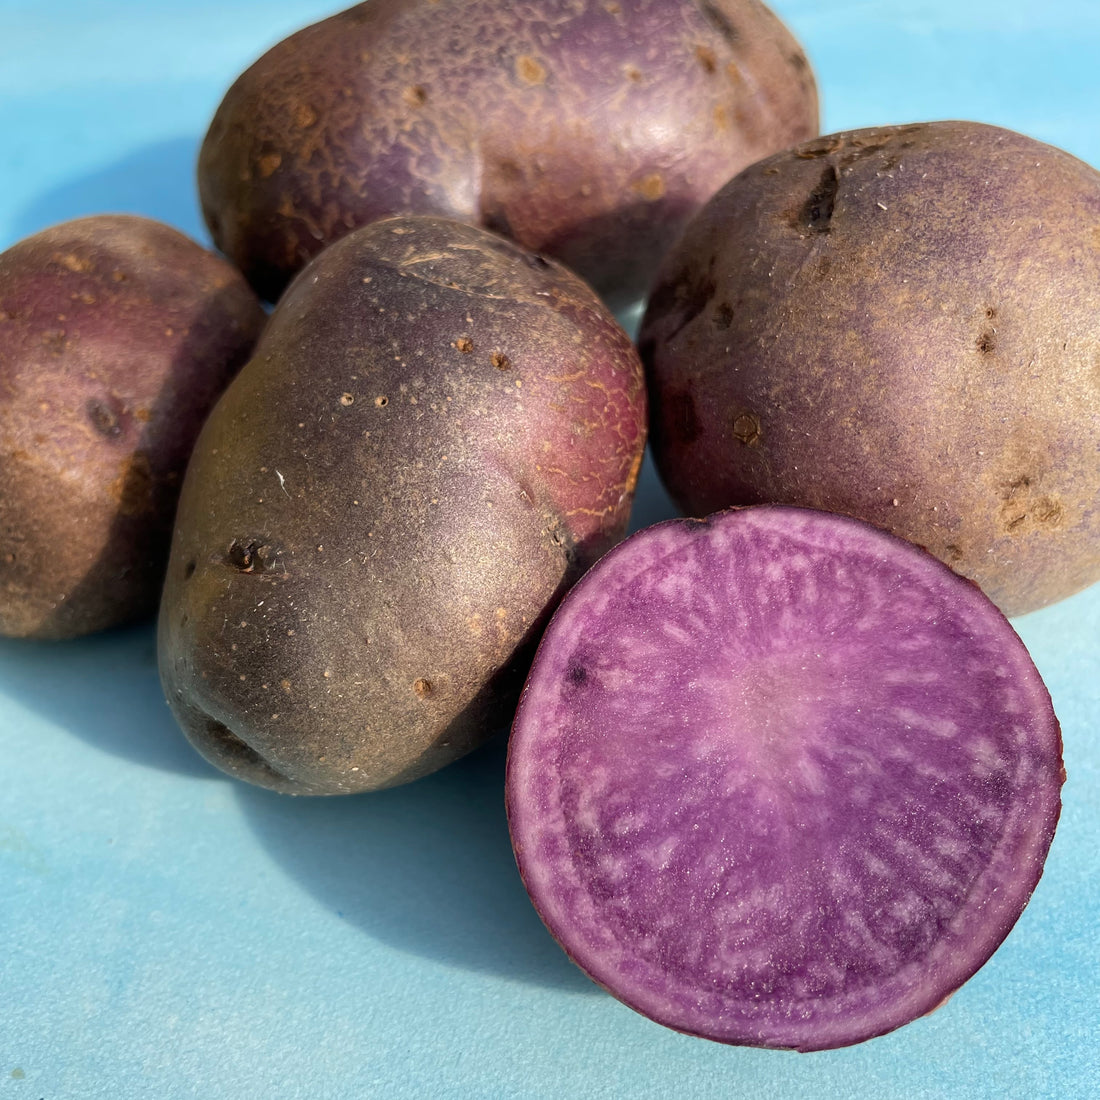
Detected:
[{"left": 506, "top": 506, "right": 1063, "bottom": 1050}]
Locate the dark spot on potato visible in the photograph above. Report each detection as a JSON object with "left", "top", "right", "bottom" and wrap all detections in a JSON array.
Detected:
[
  {"left": 454, "top": 336, "right": 474, "bottom": 353},
  {"left": 695, "top": 46, "right": 717, "bottom": 74},
  {"left": 496, "top": 159, "right": 523, "bottom": 181},
  {"left": 567, "top": 663, "right": 588, "bottom": 685},
  {"left": 226, "top": 538, "right": 276, "bottom": 574},
  {"left": 624, "top": 64, "right": 642, "bottom": 83},
  {"left": 375, "top": 395, "right": 389, "bottom": 407},
  {"left": 977, "top": 331, "right": 996, "bottom": 355},
  {"left": 796, "top": 165, "right": 840, "bottom": 234},
  {"left": 184, "top": 560, "right": 197, "bottom": 580},
  {"left": 732, "top": 411, "right": 762, "bottom": 445},
  {"left": 985, "top": 306, "right": 997, "bottom": 320},
  {"left": 340, "top": 392, "right": 355, "bottom": 406},
  {"left": 87, "top": 398, "right": 122, "bottom": 438},
  {"left": 200, "top": 715, "right": 287, "bottom": 783},
  {"left": 714, "top": 302, "right": 734, "bottom": 329},
  {"left": 491, "top": 351, "right": 511, "bottom": 370},
  {"left": 403, "top": 85, "right": 427, "bottom": 108},
  {"left": 648, "top": 270, "right": 717, "bottom": 342},
  {"left": 789, "top": 51, "right": 809, "bottom": 71},
  {"left": 665, "top": 390, "right": 701, "bottom": 445},
  {"left": 522, "top": 252, "right": 551, "bottom": 270},
  {"left": 413, "top": 677, "right": 433, "bottom": 696},
  {"left": 698, "top": 1, "right": 740, "bottom": 45},
  {"left": 483, "top": 206, "right": 513, "bottom": 238},
  {"left": 945, "top": 544, "right": 964, "bottom": 563}
]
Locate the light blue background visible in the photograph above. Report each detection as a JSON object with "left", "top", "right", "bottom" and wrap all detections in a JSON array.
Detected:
[{"left": 2, "top": 2, "right": 1098, "bottom": 1097}]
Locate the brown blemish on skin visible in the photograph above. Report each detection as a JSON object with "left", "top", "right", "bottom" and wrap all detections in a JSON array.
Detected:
[
  {"left": 413, "top": 677, "right": 433, "bottom": 696},
  {"left": 403, "top": 85, "right": 427, "bottom": 108},
  {"left": 516, "top": 55, "right": 547, "bottom": 85},
  {"left": 714, "top": 302, "right": 734, "bottom": 329},
  {"left": 294, "top": 103, "right": 318, "bottom": 128},
  {"left": 340, "top": 392, "right": 355, "bottom": 406},
  {"left": 374, "top": 395, "right": 389, "bottom": 407},
  {"left": 998, "top": 475, "right": 1064, "bottom": 533},
  {"left": 633, "top": 173, "right": 666, "bottom": 201},
  {"left": 491, "top": 350, "right": 511, "bottom": 370},
  {"left": 55, "top": 252, "right": 92, "bottom": 273},
  {"left": 454, "top": 336, "right": 474, "bottom": 353},
  {"left": 795, "top": 134, "right": 846, "bottom": 159},
  {"left": 624, "top": 64, "right": 642, "bottom": 83},
  {"left": 258, "top": 154, "right": 282, "bottom": 179},
  {"left": 976, "top": 331, "right": 996, "bottom": 355},
  {"left": 732, "top": 411, "right": 762, "bottom": 444},
  {"left": 695, "top": 46, "right": 717, "bottom": 74}
]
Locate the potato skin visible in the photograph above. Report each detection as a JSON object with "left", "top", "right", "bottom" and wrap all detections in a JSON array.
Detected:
[
  {"left": 0, "top": 215, "right": 265, "bottom": 639},
  {"left": 198, "top": 0, "right": 818, "bottom": 304},
  {"left": 158, "top": 215, "right": 647, "bottom": 794},
  {"left": 639, "top": 121, "right": 1100, "bottom": 617}
]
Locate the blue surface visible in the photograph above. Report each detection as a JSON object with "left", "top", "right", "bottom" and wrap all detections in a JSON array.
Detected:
[{"left": 2, "top": 1, "right": 1099, "bottom": 1096}]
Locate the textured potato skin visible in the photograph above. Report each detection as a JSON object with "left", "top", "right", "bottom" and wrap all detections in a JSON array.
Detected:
[
  {"left": 639, "top": 121, "right": 1100, "bottom": 616},
  {"left": 198, "top": 0, "right": 818, "bottom": 304},
  {"left": 0, "top": 215, "right": 265, "bottom": 639},
  {"left": 158, "top": 215, "right": 647, "bottom": 794}
]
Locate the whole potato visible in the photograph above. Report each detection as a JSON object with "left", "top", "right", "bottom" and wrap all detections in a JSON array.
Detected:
[
  {"left": 158, "top": 215, "right": 647, "bottom": 794},
  {"left": 639, "top": 121, "right": 1100, "bottom": 616},
  {"left": 198, "top": 0, "right": 818, "bottom": 305},
  {"left": 0, "top": 215, "right": 265, "bottom": 639}
]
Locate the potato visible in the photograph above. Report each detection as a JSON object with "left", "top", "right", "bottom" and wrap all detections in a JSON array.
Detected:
[
  {"left": 639, "top": 121, "right": 1100, "bottom": 616},
  {"left": 197, "top": 0, "right": 818, "bottom": 305},
  {"left": 0, "top": 215, "right": 265, "bottom": 640},
  {"left": 507, "top": 505, "right": 1063, "bottom": 1049},
  {"left": 158, "top": 215, "right": 647, "bottom": 794}
]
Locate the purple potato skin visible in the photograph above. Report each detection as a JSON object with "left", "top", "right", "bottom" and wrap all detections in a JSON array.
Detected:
[
  {"left": 638, "top": 121, "right": 1100, "bottom": 617},
  {"left": 0, "top": 215, "right": 266, "bottom": 640},
  {"left": 197, "top": 0, "right": 818, "bottom": 305},
  {"left": 158, "top": 215, "right": 647, "bottom": 795},
  {"left": 506, "top": 505, "right": 1063, "bottom": 1050}
]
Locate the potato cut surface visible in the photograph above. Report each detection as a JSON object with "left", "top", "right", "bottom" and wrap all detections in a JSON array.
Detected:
[{"left": 507, "top": 506, "right": 1062, "bottom": 1050}]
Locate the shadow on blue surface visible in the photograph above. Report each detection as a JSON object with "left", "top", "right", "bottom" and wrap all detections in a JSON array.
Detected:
[
  {"left": 12, "top": 136, "right": 208, "bottom": 244},
  {"left": 236, "top": 734, "right": 599, "bottom": 993},
  {"left": 0, "top": 621, "right": 214, "bottom": 778}
]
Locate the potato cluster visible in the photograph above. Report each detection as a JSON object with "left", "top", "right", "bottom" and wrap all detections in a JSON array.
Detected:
[{"left": 3, "top": 0, "right": 1095, "bottom": 1053}]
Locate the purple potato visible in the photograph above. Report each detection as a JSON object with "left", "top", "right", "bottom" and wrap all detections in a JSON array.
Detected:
[
  {"left": 639, "top": 121, "right": 1100, "bottom": 616},
  {"left": 0, "top": 215, "right": 265, "bottom": 639},
  {"left": 197, "top": 0, "right": 818, "bottom": 305},
  {"left": 158, "top": 215, "right": 647, "bottom": 794},
  {"left": 507, "top": 505, "right": 1063, "bottom": 1050}
]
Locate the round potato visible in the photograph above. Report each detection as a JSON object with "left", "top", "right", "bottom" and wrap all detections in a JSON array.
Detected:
[
  {"left": 0, "top": 215, "right": 265, "bottom": 639},
  {"left": 639, "top": 121, "right": 1100, "bottom": 616},
  {"left": 158, "top": 215, "right": 647, "bottom": 794},
  {"left": 197, "top": 0, "right": 818, "bottom": 305}
]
